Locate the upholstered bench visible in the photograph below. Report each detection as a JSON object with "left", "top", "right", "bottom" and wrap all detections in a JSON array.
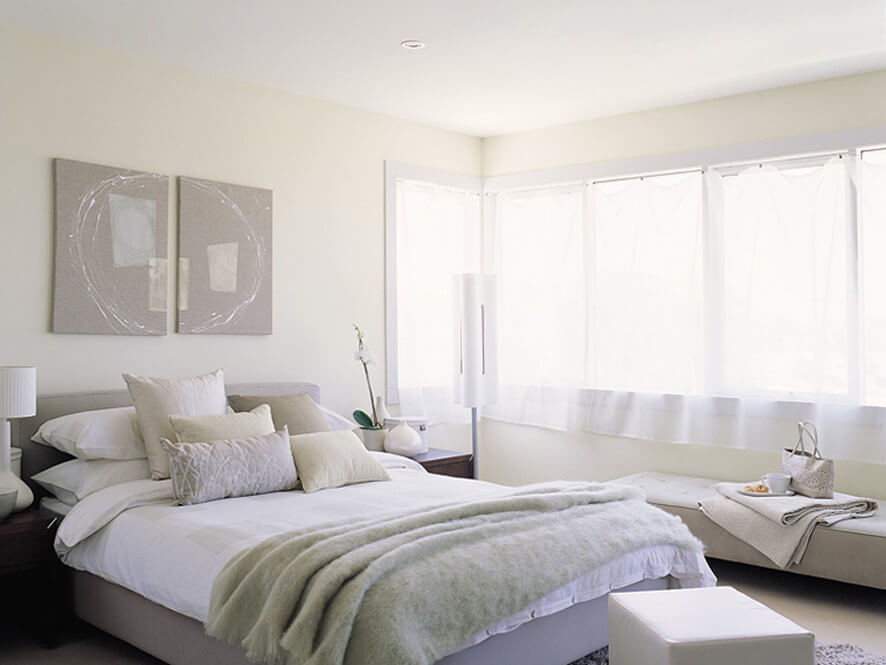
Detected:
[
  {"left": 615, "top": 472, "right": 886, "bottom": 589},
  {"left": 609, "top": 586, "right": 814, "bottom": 665}
]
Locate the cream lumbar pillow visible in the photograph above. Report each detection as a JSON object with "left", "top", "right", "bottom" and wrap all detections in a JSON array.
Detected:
[
  {"left": 162, "top": 429, "right": 297, "bottom": 506},
  {"left": 290, "top": 430, "right": 390, "bottom": 493},
  {"left": 123, "top": 370, "right": 227, "bottom": 480},
  {"left": 170, "top": 404, "right": 275, "bottom": 444}
]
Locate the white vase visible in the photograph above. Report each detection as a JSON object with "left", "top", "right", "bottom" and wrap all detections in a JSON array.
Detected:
[
  {"left": 359, "top": 428, "right": 386, "bottom": 451},
  {"left": 0, "top": 425, "right": 32, "bottom": 512},
  {"left": 375, "top": 396, "right": 392, "bottom": 423},
  {"left": 383, "top": 422, "right": 423, "bottom": 457}
]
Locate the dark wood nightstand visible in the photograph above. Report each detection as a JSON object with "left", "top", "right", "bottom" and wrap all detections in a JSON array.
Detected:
[
  {"left": 0, "top": 508, "right": 66, "bottom": 647},
  {"left": 412, "top": 448, "right": 474, "bottom": 478}
]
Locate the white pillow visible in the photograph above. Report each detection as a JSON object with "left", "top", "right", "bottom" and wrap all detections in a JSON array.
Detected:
[
  {"left": 32, "top": 458, "right": 151, "bottom": 506},
  {"left": 31, "top": 406, "right": 146, "bottom": 460},
  {"left": 124, "top": 369, "right": 228, "bottom": 480},
  {"left": 317, "top": 405, "right": 357, "bottom": 431},
  {"left": 171, "top": 404, "right": 275, "bottom": 443}
]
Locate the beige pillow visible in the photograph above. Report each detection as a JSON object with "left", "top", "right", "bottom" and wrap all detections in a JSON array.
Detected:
[
  {"left": 162, "top": 429, "right": 297, "bottom": 506},
  {"left": 228, "top": 393, "right": 330, "bottom": 435},
  {"left": 170, "top": 404, "right": 274, "bottom": 443},
  {"left": 290, "top": 430, "right": 390, "bottom": 493},
  {"left": 123, "top": 370, "right": 227, "bottom": 480}
]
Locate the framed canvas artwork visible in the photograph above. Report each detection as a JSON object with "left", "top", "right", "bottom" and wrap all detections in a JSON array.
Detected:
[
  {"left": 177, "top": 177, "right": 272, "bottom": 334},
  {"left": 52, "top": 159, "right": 169, "bottom": 335}
]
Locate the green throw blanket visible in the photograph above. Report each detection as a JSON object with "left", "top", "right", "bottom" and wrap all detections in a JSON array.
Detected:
[{"left": 206, "top": 481, "right": 702, "bottom": 665}]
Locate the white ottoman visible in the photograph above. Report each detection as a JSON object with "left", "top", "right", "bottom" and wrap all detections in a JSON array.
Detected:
[{"left": 609, "top": 586, "right": 814, "bottom": 665}]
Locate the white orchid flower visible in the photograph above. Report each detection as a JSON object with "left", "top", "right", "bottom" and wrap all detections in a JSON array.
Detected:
[{"left": 353, "top": 323, "right": 379, "bottom": 427}]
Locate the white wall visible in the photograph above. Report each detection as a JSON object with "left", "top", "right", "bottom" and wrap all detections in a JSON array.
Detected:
[
  {"left": 480, "top": 69, "right": 886, "bottom": 495},
  {"left": 484, "top": 69, "right": 886, "bottom": 176},
  {"left": 0, "top": 24, "right": 481, "bottom": 447}
]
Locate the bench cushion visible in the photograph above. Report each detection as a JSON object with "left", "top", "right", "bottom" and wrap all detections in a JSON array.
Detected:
[
  {"left": 609, "top": 586, "right": 814, "bottom": 665},
  {"left": 615, "top": 472, "right": 886, "bottom": 589}
]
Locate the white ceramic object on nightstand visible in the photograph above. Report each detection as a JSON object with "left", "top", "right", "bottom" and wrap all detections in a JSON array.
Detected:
[
  {"left": 0, "top": 366, "right": 37, "bottom": 512},
  {"left": 0, "top": 489, "right": 16, "bottom": 522},
  {"left": 384, "top": 417, "right": 428, "bottom": 452},
  {"left": 384, "top": 422, "right": 423, "bottom": 457}
]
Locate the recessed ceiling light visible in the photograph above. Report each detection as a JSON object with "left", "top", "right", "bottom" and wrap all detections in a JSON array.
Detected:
[{"left": 400, "top": 40, "right": 425, "bottom": 50}]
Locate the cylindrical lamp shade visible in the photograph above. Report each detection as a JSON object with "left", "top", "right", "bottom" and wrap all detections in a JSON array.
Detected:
[
  {"left": 454, "top": 274, "right": 498, "bottom": 408},
  {"left": 0, "top": 366, "right": 37, "bottom": 418}
]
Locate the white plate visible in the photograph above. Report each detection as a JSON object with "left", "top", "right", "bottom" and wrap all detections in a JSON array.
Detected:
[{"left": 738, "top": 488, "right": 795, "bottom": 497}]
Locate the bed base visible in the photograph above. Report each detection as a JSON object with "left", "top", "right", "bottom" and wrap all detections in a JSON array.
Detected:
[{"left": 72, "top": 570, "right": 667, "bottom": 665}]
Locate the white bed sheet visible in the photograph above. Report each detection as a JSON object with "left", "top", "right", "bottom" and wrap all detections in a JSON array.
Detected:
[{"left": 58, "top": 454, "right": 715, "bottom": 649}]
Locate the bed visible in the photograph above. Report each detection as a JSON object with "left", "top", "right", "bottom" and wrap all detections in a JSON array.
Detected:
[{"left": 16, "top": 382, "right": 716, "bottom": 665}]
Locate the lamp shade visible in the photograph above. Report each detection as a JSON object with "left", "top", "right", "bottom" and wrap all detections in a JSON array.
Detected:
[
  {"left": 454, "top": 274, "right": 498, "bottom": 408},
  {"left": 0, "top": 366, "right": 37, "bottom": 418}
]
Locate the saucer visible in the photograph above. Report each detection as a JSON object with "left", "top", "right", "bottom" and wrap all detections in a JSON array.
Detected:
[{"left": 738, "top": 488, "right": 795, "bottom": 498}]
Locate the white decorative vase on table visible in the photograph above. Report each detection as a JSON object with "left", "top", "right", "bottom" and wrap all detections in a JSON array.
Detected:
[
  {"left": 0, "top": 366, "right": 37, "bottom": 512},
  {"left": 383, "top": 422, "right": 424, "bottom": 458},
  {"left": 375, "top": 396, "right": 392, "bottom": 423}
]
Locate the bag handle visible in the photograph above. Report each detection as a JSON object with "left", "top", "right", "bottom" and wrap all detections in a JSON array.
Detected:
[
  {"left": 790, "top": 421, "right": 807, "bottom": 455},
  {"left": 792, "top": 420, "right": 822, "bottom": 459}
]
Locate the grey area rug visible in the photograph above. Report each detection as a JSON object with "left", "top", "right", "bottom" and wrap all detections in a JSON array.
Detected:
[{"left": 570, "top": 643, "right": 886, "bottom": 665}]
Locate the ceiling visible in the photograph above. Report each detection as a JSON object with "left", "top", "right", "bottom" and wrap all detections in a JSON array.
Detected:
[{"left": 2, "top": 0, "right": 885, "bottom": 137}]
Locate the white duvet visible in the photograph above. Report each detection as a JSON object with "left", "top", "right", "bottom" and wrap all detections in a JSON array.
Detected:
[{"left": 57, "top": 452, "right": 715, "bottom": 647}]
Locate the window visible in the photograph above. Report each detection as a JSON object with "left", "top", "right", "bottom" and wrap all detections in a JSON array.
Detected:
[
  {"left": 388, "top": 140, "right": 886, "bottom": 462},
  {"left": 386, "top": 166, "right": 482, "bottom": 420},
  {"left": 715, "top": 157, "right": 851, "bottom": 399},
  {"left": 494, "top": 186, "right": 586, "bottom": 387},
  {"left": 861, "top": 148, "right": 886, "bottom": 406},
  {"left": 489, "top": 157, "right": 870, "bottom": 402},
  {"left": 591, "top": 172, "right": 703, "bottom": 394}
]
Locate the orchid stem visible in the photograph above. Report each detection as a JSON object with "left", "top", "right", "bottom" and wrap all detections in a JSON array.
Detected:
[{"left": 363, "top": 362, "right": 379, "bottom": 427}]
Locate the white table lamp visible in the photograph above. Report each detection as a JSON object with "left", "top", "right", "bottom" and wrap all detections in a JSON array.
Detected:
[
  {"left": 0, "top": 366, "right": 36, "bottom": 511},
  {"left": 454, "top": 274, "right": 498, "bottom": 478}
]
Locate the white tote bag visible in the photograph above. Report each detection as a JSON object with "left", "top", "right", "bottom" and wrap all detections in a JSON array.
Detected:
[{"left": 782, "top": 421, "right": 835, "bottom": 499}]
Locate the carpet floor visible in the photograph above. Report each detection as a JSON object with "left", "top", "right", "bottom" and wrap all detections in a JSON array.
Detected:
[{"left": 571, "top": 644, "right": 886, "bottom": 665}]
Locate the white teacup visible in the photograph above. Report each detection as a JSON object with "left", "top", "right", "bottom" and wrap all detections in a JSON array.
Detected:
[{"left": 763, "top": 472, "right": 791, "bottom": 494}]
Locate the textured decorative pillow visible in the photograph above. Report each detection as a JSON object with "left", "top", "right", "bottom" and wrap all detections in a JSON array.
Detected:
[
  {"left": 31, "top": 406, "right": 146, "bottom": 460},
  {"left": 123, "top": 370, "right": 227, "bottom": 480},
  {"left": 32, "top": 458, "right": 151, "bottom": 506},
  {"left": 228, "top": 393, "right": 330, "bottom": 435},
  {"left": 162, "top": 429, "right": 297, "bottom": 506},
  {"left": 170, "top": 404, "right": 274, "bottom": 443},
  {"left": 290, "top": 430, "right": 390, "bottom": 493}
]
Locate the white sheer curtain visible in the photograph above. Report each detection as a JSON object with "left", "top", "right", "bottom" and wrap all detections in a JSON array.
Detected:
[
  {"left": 484, "top": 156, "right": 886, "bottom": 464},
  {"left": 591, "top": 173, "right": 704, "bottom": 394},
  {"left": 489, "top": 185, "right": 587, "bottom": 428},
  {"left": 715, "top": 158, "right": 850, "bottom": 399},
  {"left": 860, "top": 149, "right": 886, "bottom": 408},
  {"left": 394, "top": 179, "right": 482, "bottom": 423}
]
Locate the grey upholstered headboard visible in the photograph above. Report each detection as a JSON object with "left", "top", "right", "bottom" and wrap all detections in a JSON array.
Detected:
[{"left": 14, "top": 382, "right": 321, "bottom": 487}]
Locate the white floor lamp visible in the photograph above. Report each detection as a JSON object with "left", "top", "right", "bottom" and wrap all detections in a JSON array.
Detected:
[
  {"left": 454, "top": 274, "right": 497, "bottom": 479},
  {"left": 0, "top": 366, "right": 36, "bottom": 512}
]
